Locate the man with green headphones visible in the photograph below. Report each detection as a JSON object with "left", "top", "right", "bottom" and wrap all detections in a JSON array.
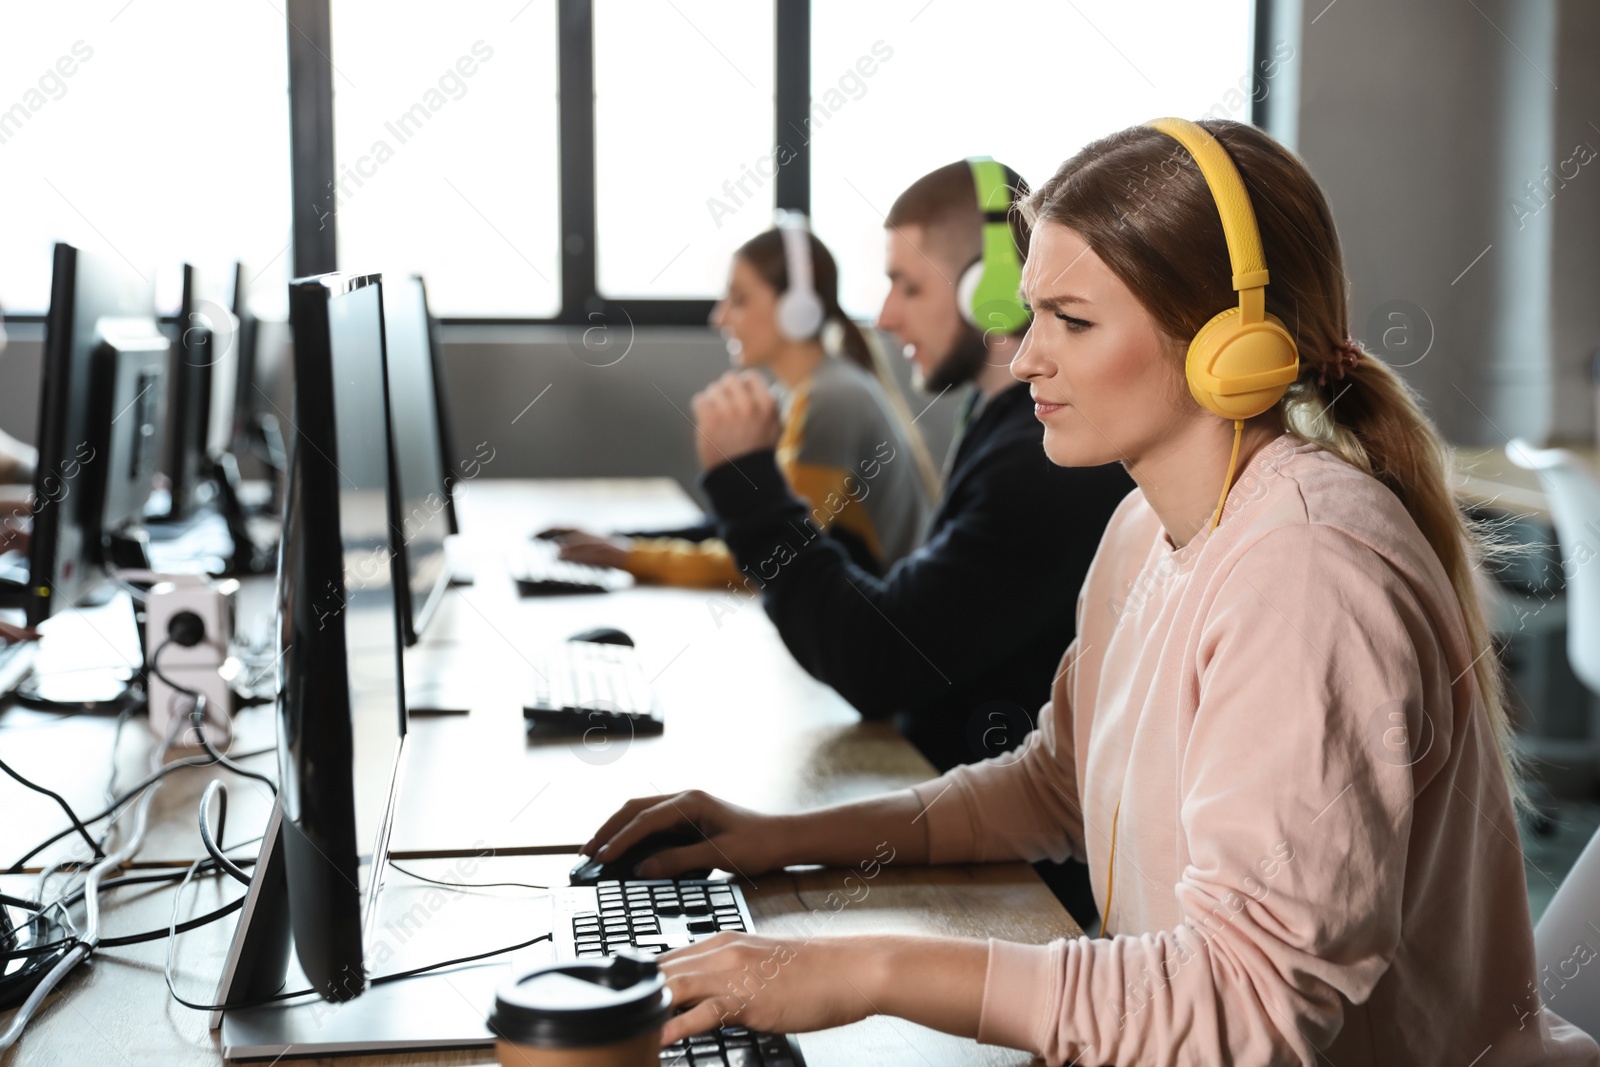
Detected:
[{"left": 687, "top": 159, "right": 1134, "bottom": 926}]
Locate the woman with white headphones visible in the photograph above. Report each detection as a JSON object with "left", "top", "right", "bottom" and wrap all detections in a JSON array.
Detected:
[{"left": 552, "top": 216, "right": 937, "bottom": 587}]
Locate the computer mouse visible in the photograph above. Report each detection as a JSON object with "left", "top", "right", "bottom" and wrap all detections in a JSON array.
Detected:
[
  {"left": 569, "top": 828, "right": 710, "bottom": 885},
  {"left": 568, "top": 626, "right": 634, "bottom": 647}
]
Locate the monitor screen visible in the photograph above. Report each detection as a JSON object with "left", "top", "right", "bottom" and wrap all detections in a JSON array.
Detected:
[
  {"left": 381, "top": 276, "right": 451, "bottom": 644},
  {"left": 277, "top": 273, "right": 407, "bottom": 1002},
  {"left": 29, "top": 243, "right": 157, "bottom": 627}
]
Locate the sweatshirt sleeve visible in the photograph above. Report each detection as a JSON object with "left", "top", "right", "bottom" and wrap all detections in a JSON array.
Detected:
[
  {"left": 909, "top": 639, "right": 1089, "bottom": 867},
  {"left": 976, "top": 525, "right": 1437, "bottom": 1066},
  {"left": 623, "top": 455, "right": 878, "bottom": 589},
  {"left": 622, "top": 536, "right": 743, "bottom": 588},
  {"left": 701, "top": 438, "right": 1128, "bottom": 719}
]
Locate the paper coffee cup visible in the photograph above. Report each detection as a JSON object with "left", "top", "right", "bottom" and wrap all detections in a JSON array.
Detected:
[{"left": 488, "top": 951, "right": 671, "bottom": 1066}]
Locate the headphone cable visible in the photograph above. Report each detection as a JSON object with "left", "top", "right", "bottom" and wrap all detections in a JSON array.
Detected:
[{"left": 1209, "top": 419, "right": 1245, "bottom": 532}]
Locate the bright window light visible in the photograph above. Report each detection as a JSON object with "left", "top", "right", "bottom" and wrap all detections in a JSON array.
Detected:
[
  {"left": 593, "top": 0, "right": 775, "bottom": 300},
  {"left": 0, "top": 0, "right": 293, "bottom": 318},
  {"left": 811, "top": 0, "right": 1258, "bottom": 317},
  {"left": 332, "top": 0, "right": 561, "bottom": 318}
]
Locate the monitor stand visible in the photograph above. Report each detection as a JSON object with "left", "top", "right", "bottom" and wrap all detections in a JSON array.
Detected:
[
  {"left": 220, "top": 961, "right": 507, "bottom": 1059},
  {"left": 215, "top": 802, "right": 551, "bottom": 1059}
]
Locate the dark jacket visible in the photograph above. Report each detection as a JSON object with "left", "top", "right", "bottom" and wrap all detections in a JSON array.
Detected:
[{"left": 701, "top": 381, "right": 1135, "bottom": 773}]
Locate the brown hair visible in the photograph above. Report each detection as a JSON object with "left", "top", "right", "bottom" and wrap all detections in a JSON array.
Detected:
[
  {"left": 1021, "top": 119, "right": 1526, "bottom": 809},
  {"left": 736, "top": 228, "right": 940, "bottom": 498},
  {"left": 885, "top": 160, "right": 1031, "bottom": 305}
]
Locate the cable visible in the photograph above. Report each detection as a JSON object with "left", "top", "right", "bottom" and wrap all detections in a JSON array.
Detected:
[
  {"left": 198, "top": 781, "right": 252, "bottom": 887},
  {"left": 6, "top": 748, "right": 258, "bottom": 873},
  {"left": 0, "top": 755, "right": 104, "bottom": 863},
  {"left": 0, "top": 733, "right": 170, "bottom": 1054},
  {"left": 162, "top": 846, "right": 554, "bottom": 1013},
  {"left": 386, "top": 861, "right": 549, "bottom": 893},
  {"left": 1208, "top": 418, "right": 1245, "bottom": 532},
  {"left": 149, "top": 636, "right": 277, "bottom": 796},
  {"left": 370, "top": 931, "right": 552, "bottom": 986}
]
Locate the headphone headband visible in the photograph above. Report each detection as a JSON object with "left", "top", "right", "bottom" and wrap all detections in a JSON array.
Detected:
[
  {"left": 1144, "top": 118, "right": 1271, "bottom": 321},
  {"left": 959, "top": 157, "right": 1030, "bottom": 333}
]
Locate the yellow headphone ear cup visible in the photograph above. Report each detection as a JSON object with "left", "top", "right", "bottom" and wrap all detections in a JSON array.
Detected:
[{"left": 1185, "top": 308, "right": 1300, "bottom": 421}]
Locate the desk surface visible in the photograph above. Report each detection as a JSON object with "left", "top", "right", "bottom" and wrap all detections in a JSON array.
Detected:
[
  {"left": 0, "top": 479, "right": 1079, "bottom": 1066},
  {"left": 1453, "top": 443, "right": 1600, "bottom": 521}
]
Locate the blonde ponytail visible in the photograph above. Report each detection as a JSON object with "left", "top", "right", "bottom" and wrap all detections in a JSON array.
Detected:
[{"left": 1284, "top": 350, "right": 1528, "bottom": 811}]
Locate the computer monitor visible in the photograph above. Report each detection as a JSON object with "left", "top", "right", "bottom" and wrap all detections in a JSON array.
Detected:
[
  {"left": 382, "top": 276, "right": 453, "bottom": 645},
  {"left": 228, "top": 261, "right": 260, "bottom": 461},
  {"left": 28, "top": 243, "right": 160, "bottom": 627},
  {"left": 275, "top": 272, "right": 408, "bottom": 1001},
  {"left": 94, "top": 322, "right": 167, "bottom": 541},
  {"left": 163, "top": 264, "right": 241, "bottom": 521}
]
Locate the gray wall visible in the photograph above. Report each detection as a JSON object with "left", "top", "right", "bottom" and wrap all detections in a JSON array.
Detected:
[
  {"left": 1283, "top": 0, "right": 1600, "bottom": 445},
  {"left": 432, "top": 325, "right": 960, "bottom": 506}
]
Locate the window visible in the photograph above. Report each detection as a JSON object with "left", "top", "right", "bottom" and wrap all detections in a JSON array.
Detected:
[
  {"left": 592, "top": 0, "right": 775, "bottom": 300},
  {"left": 809, "top": 0, "right": 1257, "bottom": 317},
  {"left": 0, "top": 1, "right": 293, "bottom": 317},
  {"left": 331, "top": 0, "right": 561, "bottom": 319}
]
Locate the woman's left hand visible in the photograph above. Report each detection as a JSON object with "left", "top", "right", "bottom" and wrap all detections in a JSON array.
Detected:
[{"left": 657, "top": 934, "right": 878, "bottom": 1045}]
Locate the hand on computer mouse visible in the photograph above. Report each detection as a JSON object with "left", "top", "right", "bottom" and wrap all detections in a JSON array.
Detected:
[
  {"left": 690, "top": 371, "right": 781, "bottom": 470},
  {"left": 581, "top": 790, "right": 786, "bottom": 879},
  {"left": 554, "top": 532, "right": 630, "bottom": 570}
]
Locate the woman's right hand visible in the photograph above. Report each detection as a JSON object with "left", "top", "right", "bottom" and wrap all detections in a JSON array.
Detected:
[{"left": 581, "top": 790, "right": 791, "bottom": 879}]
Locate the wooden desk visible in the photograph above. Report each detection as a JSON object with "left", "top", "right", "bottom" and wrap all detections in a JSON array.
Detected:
[
  {"left": 1453, "top": 443, "right": 1600, "bottom": 521},
  {"left": 0, "top": 479, "right": 1080, "bottom": 1066}
]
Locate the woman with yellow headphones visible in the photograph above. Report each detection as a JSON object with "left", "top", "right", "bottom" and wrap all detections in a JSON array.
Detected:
[{"left": 578, "top": 119, "right": 1600, "bottom": 1065}]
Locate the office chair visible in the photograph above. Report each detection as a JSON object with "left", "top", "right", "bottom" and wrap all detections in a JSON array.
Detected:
[
  {"left": 1508, "top": 441, "right": 1600, "bottom": 695},
  {"left": 1533, "top": 821, "right": 1600, "bottom": 1038}
]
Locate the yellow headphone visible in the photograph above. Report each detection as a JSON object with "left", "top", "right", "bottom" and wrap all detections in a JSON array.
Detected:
[
  {"left": 1094, "top": 120, "right": 1301, "bottom": 943},
  {"left": 1146, "top": 117, "right": 1299, "bottom": 531}
]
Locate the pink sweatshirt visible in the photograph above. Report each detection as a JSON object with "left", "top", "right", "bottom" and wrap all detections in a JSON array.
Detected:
[{"left": 910, "top": 434, "right": 1600, "bottom": 1066}]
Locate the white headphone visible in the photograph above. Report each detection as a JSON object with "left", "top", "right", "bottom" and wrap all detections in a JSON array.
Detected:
[{"left": 773, "top": 209, "right": 826, "bottom": 342}]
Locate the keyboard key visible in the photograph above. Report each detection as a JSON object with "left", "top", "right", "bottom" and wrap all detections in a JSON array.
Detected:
[
  {"left": 722, "top": 1047, "right": 762, "bottom": 1067},
  {"left": 757, "top": 1035, "right": 795, "bottom": 1064},
  {"left": 687, "top": 919, "right": 718, "bottom": 934}
]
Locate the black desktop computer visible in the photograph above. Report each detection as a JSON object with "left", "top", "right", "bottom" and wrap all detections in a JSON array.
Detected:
[
  {"left": 147, "top": 262, "right": 276, "bottom": 575},
  {"left": 28, "top": 242, "right": 165, "bottom": 628},
  {"left": 217, "top": 272, "right": 515, "bottom": 1056},
  {"left": 161, "top": 263, "right": 219, "bottom": 523},
  {"left": 382, "top": 275, "right": 453, "bottom": 646},
  {"left": 215, "top": 271, "right": 797, "bottom": 1063},
  {"left": 276, "top": 273, "right": 408, "bottom": 999}
]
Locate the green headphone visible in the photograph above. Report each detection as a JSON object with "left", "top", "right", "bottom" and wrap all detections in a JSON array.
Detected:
[{"left": 958, "top": 157, "right": 1030, "bottom": 334}]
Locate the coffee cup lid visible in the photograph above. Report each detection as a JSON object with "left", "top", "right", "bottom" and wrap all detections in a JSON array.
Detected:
[{"left": 488, "top": 951, "right": 673, "bottom": 1048}]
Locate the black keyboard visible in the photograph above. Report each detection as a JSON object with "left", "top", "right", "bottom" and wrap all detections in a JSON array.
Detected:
[{"left": 554, "top": 879, "right": 804, "bottom": 1066}]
